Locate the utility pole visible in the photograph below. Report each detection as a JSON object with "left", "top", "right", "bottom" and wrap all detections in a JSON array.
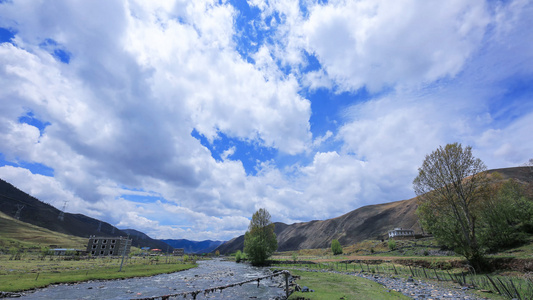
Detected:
[
  {"left": 97, "top": 221, "right": 102, "bottom": 232},
  {"left": 58, "top": 201, "right": 67, "bottom": 221},
  {"left": 14, "top": 205, "right": 25, "bottom": 220},
  {"left": 119, "top": 235, "right": 130, "bottom": 272}
]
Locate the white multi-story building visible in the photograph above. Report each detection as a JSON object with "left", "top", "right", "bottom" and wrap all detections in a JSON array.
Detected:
[{"left": 388, "top": 228, "right": 415, "bottom": 239}]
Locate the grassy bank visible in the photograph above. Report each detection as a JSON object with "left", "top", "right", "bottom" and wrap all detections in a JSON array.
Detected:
[
  {"left": 286, "top": 269, "right": 409, "bottom": 300},
  {"left": 0, "top": 255, "right": 196, "bottom": 292}
]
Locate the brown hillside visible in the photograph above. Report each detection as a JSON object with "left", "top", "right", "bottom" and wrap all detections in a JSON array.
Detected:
[
  {"left": 277, "top": 198, "right": 420, "bottom": 251},
  {"left": 216, "top": 197, "right": 420, "bottom": 254}
]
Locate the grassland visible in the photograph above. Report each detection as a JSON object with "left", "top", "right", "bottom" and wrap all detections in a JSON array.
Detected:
[
  {"left": 0, "top": 211, "right": 198, "bottom": 292},
  {"left": 287, "top": 269, "right": 409, "bottom": 300},
  {"left": 0, "top": 255, "right": 196, "bottom": 292},
  {"left": 270, "top": 236, "right": 533, "bottom": 299}
]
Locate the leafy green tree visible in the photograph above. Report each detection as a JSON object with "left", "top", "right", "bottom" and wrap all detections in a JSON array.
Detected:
[
  {"left": 478, "top": 179, "right": 533, "bottom": 252},
  {"left": 414, "top": 143, "right": 488, "bottom": 271},
  {"left": 244, "top": 208, "right": 277, "bottom": 266},
  {"left": 331, "top": 239, "right": 342, "bottom": 255}
]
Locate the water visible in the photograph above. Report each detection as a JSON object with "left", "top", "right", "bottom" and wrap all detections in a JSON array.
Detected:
[{"left": 20, "top": 259, "right": 286, "bottom": 299}]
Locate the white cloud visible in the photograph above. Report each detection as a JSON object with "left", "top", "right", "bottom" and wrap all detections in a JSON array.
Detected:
[
  {"left": 249, "top": 0, "right": 491, "bottom": 92},
  {"left": 302, "top": 0, "right": 490, "bottom": 92}
]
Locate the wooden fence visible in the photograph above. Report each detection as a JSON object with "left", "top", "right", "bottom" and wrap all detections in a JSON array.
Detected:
[{"left": 132, "top": 270, "right": 291, "bottom": 300}]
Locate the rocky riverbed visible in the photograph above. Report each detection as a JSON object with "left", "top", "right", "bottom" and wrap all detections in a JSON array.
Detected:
[{"left": 11, "top": 259, "right": 286, "bottom": 300}]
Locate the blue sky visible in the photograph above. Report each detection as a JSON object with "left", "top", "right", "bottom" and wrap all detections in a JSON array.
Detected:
[{"left": 0, "top": 0, "right": 532, "bottom": 241}]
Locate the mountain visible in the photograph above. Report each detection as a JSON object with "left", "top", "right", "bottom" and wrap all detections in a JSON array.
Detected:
[
  {"left": 0, "top": 179, "right": 171, "bottom": 252},
  {"left": 160, "top": 239, "right": 224, "bottom": 254},
  {"left": 121, "top": 229, "right": 174, "bottom": 252},
  {"left": 215, "top": 166, "right": 533, "bottom": 254},
  {"left": 215, "top": 200, "right": 419, "bottom": 254}
]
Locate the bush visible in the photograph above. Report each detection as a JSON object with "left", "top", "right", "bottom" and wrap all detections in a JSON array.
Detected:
[
  {"left": 388, "top": 239, "right": 397, "bottom": 251},
  {"left": 235, "top": 250, "right": 242, "bottom": 263},
  {"left": 331, "top": 239, "right": 343, "bottom": 255}
]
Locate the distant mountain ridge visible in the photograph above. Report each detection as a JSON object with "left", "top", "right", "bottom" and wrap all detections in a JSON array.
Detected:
[
  {"left": 0, "top": 179, "right": 172, "bottom": 252},
  {"left": 160, "top": 239, "right": 224, "bottom": 254},
  {"left": 215, "top": 166, "right": 533, "bottom": 254}
]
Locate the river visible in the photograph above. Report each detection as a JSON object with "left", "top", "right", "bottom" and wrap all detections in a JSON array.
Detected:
[{"left": 20, "top": 259, "right": 286, "bottom": 299}]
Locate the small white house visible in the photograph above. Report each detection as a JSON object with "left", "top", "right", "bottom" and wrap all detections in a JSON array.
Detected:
[{"left": 388, "top": 228, "right": 415, "bottom": 239}]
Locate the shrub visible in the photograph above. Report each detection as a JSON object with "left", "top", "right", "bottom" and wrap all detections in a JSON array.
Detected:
[
  {"left": 235, "top": 250, "right": 242, "bottom": 263},
  {"left": 388, "top": 239, "right": 397, "bottom": 251},
  {"left": 331, "top": 239, "right": 343, "bottom": 255}
]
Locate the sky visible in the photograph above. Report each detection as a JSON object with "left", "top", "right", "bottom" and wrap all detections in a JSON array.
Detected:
[{"left": 0, "top": 0, "right": 532, "bottom": 242}]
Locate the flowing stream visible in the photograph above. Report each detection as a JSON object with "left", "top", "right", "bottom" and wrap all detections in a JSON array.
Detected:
[{"left": 20, "top": 259, "right": 286, "bottom": 300}]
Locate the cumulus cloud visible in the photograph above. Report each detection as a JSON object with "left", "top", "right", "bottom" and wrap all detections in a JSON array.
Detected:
[{"left": 252, "top": 0, "right": 491, "bottom": 92}]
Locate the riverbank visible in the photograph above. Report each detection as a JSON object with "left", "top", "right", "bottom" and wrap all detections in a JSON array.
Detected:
[
  {"left": 284, "top": 267, "right": 503, "bottom": 300},
  {"left": 0, "top": 255, "right": 196, "bottom": 292},
  {"left": 12, "top": 259, "right": 286, "bottom": 299}
]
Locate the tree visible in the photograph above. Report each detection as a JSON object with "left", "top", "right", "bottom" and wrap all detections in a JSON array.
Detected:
[
  {"left": 331, "top": 239, "right": 342, "bottom": 255},
  {"left": 244, "top": 208, "right": 278, "bottom": 266},
  {"left": 478, "top": 179, "right": 533, "bottom": 252},
  {"left": 413, "top": 143, "right": 488, "bottom": 271}
]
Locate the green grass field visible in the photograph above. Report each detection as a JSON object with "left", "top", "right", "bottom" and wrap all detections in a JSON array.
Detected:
[
  {"left": 0, "top": 255, "right": 196, "bottom": 292},
  {"left": 286, "top": 270, "right": 409, "bottom": 300}
]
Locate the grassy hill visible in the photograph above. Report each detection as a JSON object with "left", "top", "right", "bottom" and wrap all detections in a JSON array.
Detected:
[
  {"left": 0, "top": 210, "right": 87, "bottom": 251},
  {"left": 0, "top": 178, "right": 172, "bottom": 252}
]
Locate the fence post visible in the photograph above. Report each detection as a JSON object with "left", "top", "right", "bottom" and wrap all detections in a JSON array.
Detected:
[{"left": 285, "top": 272, "right": 289, "bottom": 299}]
